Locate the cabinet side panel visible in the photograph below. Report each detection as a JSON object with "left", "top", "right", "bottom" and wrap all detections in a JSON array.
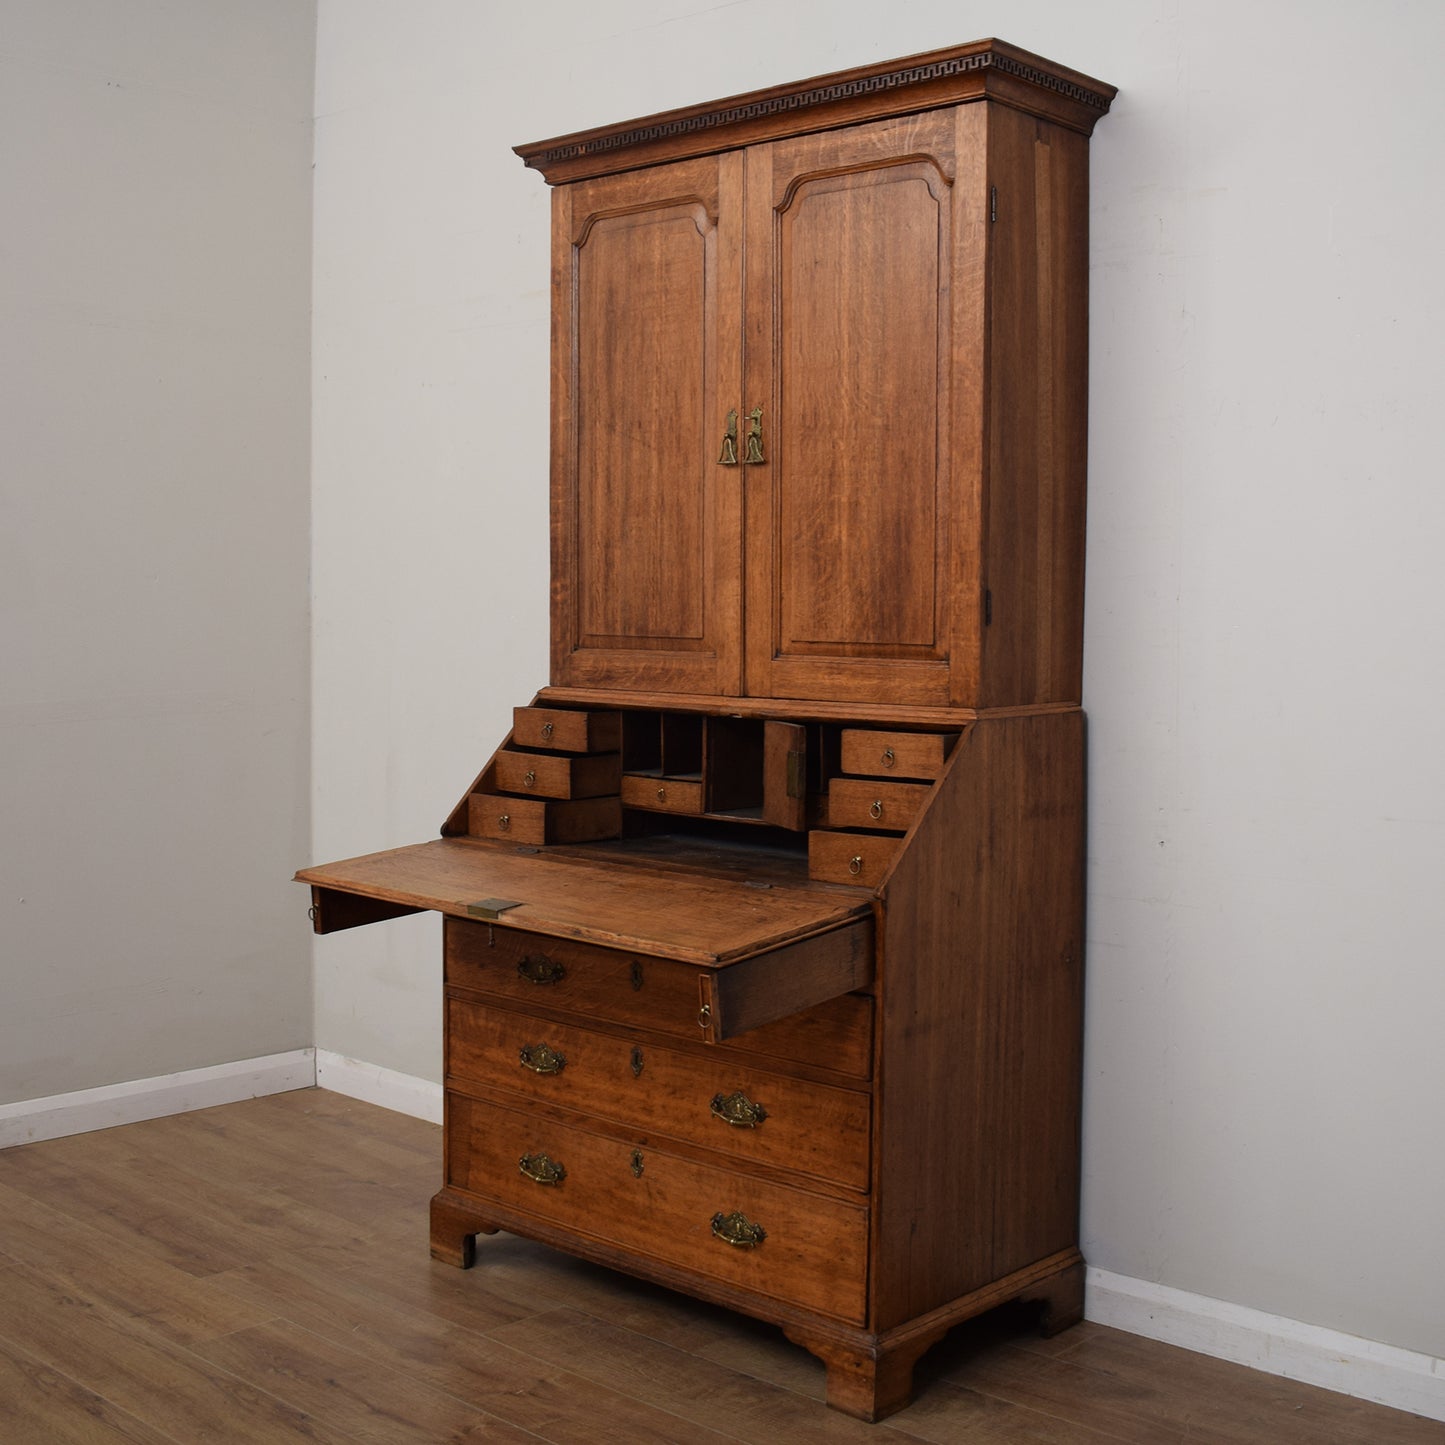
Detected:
[
  {"left": 980, "top": 111, "right": 1090, "bottom": 706},
  {"left": 872, "top": 711, "right": 1084, "bottom": 1328}
]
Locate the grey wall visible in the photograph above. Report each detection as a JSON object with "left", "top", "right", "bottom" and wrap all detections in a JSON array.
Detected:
[
  {"left": 308, "top": 0, "right": 1445, "bottom": 1364},
  {"left": 1, "top": 0, "right": 317, "bottom": 1099}
]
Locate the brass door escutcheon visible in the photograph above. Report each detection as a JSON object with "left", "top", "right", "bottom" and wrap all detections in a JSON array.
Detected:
[
  {"left": 518, "top": 1042, "right": 566, "bottom": 1075},
  {"left": 630, "top": 1149, "right": 645, "bottom": 1178},
  {"left": 743, "top": 405, "right": 765, "bottom": 464},
  {"left": 717, "top": 407, "right": 739, "bottom": 465},
  {"left": 517, "top": 954, "right": 565, "bottom": 985},
  {"left": 630, "top": 1045, "right": 644, "bottom": 1077},
  {"left": 630, "top": 959, "right": 644, "bottom": 990},
  {"left": 518, "top": 1152, "right": 566, "bottom": 1185},
  {"left": 711, "top": 1210, "right": 766, "bottom": 1248},
  {"left": 710, "top": 1090, "right": 768, "bottom": 1128}
]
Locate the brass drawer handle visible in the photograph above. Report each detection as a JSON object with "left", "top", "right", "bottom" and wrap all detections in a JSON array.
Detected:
[
  {"left": 656, "top": 785, "right": 667, "bottom": 803},
  {"left": 717, "top": 407, "right": 739, "bottom": 466},
  {"left": 518, "top": 1152, "right": 566, "bottom": 1185},
  {"left": 517, "top": 954, "right": 566, "bottom": 985},
  {"left": 518, "top": 1042, "right": 566, "bottom": 1075},
  {"left": 710, "top": 1090, "right": 768, "bottom": 1128},
  {"left": 497, "top": 813, "right": 511, "bottom": 832},
  {"left": 541, "top": 721, "right": 554, "bottom": 741},
  {"left": 743, "top": 405, "right": 765, "bottom": 464},
  {"left": 848, "top": 855, "right": 863, "bottom": 876},
  {"left": 711, "top": 1210, "right": 766, "bottom": 1249},
  {"left": 881, "top": 747, "right": 895, "bottom": 768},
  {"left": 869, "top": 799, "right": 884, "bottom": 820},
  {"left": 523, "top": 769, "right": 537, "bottom": 789}
]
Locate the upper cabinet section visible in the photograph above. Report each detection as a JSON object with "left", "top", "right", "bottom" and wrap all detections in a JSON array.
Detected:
[{"left": 520, "top": 41, "right": 1114, "bottom": 712}]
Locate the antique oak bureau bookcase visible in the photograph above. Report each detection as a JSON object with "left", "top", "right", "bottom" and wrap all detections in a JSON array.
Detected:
[{"left": 299, "top": 39, "right": 1115, "bottom": 1421}]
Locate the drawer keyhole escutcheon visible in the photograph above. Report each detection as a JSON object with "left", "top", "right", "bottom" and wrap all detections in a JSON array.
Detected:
[
  {"left": 710, "top": 1090, "right": 768, "bottom": 1128},
  {"left": 518, "top": 1152, "right": 566, "bottom": 1186},
  {"left": 630, "top": 1046, "right": 644, "bottom": 1077},
  {"left": 519, "top": 1042, "right": 566, "bottom": 1075},
  {"left": 870, "top": 799, "right": 884, "bottom": 820},
  {"left": 711, "top": 1210, "right": 766, "bottom": 1249},
  {"left": 848, "top": 855, "right": 863, "bottom": 876},
  {"left": 630, "top": 1149, "right": 644, "bottom": 1178},
  {"left": 518, "top": 955, "right": 565, "bottom": 985},
  {"left": 630, "top": 959, "right": 644, "bottom": 990}
]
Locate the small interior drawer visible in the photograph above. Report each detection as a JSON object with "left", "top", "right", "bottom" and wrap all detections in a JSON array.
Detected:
[
  {"left": 620, "top": 774, "right": 704, "bottom": 814},
  {"left": 825, "top": 778, "right": 931, "bottom": 833},
  {"left": 467, "top": 793, "right": 620, "bottom": 845},
  {"left": 808, "top": 830, "right": 901, "bottom": 888},
  {"left": 493, "top": 748, "right": 621, "bottom": 799},
  {"left": 839, "top": 728, "right": 956, "bottom": 780},
  {"left": 512, "top": 706, "right": 622, "bottom": 754}
]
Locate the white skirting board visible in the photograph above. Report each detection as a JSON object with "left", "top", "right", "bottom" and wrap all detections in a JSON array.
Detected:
[
  {"left": 313, "top": 1049, "right": 443, "bottom": 1124},
  {"left": 0, "top": 1049, "right": 316, "bottom": 1149},
  {"left": 1087, "top": 1268, "right": 1445, "bottom": 1424}
]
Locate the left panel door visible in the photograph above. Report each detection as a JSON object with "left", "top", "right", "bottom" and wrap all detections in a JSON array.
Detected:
[{"left": 551, "top": 154, "right": 744, "bottom": 695}]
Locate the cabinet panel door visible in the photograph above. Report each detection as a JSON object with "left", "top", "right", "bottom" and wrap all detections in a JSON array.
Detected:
[
  {"left": 742, "top": 111, "right": 985, "bottom": 706},
  {"left": 551, "top": 155, "right": 744, "bottom": 695}
]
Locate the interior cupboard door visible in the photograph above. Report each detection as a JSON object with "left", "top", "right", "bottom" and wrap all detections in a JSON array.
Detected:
[
  {"left": 742, "top": 110, "right": 986, "bottom": 706},
  {"left": 551, "top": 154, "right": 744, "bottom": 695}
]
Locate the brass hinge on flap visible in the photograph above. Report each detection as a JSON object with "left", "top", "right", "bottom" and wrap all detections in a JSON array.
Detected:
[{"left": 467, "top": 898, "right": 523, "bottom": 921}]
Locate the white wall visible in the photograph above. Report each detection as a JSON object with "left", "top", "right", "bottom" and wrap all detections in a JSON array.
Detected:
[
  {"left": 309, "top": 0, "right": 1445, "bottom": 1367},
  {"left": 0, "top": 1, "right": 316, "bottom": 1100}
]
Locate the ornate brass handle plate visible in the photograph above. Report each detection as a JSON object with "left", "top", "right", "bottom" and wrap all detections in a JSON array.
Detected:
[
  {"left": 717, "top": 407, "right": 739, "bottom": 466},
  {"left": 517, "top": 954, "right": 566, "bottom": 985},
  {"left": 518, "top": 1152, "right": 566, "bottom": 1185},
  {"left": 711, "top": 1210, "right": 766, "bottom": 1248},
  {"left": 743, "top": 405, "right": 765, "bottom": 464},
  {"left": 710, "top": 1090, "right": 768, "bottom": 1128},
  {"left": 518, "top": 1042, "right": 566, "bottom": 1075}
]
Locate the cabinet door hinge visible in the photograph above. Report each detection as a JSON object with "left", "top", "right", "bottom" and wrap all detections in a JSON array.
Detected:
[{"left": 990, "top": 185, "right": 997, "bottom": 223}]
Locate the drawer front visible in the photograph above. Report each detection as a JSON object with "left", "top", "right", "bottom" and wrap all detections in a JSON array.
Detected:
[
  {"left": 467, "top": 793, "right": 621, "bottom": 845},
  {"left": 840, "top": 728, "right": 954, "bottom": 780},
  {"left": 826, "top": 777, "right": 931, "bottom": 832},
  {"left": 494, "top": 749, "right": 621, "bottom": 800},
  {"left": 447, "top": 1091, "right": 867, "bottom": 1323},
  {"left": 447, "top": 998, "right": 869, "bottom": 1190},
  {"left": 444, "top": 919, "right": 872, "bottom": 1079},
  {"left": 619, "top": 774, "right": 704, "bottom": 814},
  {"left": 808, "top": 830, "right": 901, "bottom": 888},
  {"left": 512, "top": 706, "right": 621, "bottom": 754}
]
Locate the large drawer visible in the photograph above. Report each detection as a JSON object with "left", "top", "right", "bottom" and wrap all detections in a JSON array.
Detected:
[
  {"left": 447, "top": 997, "right": 870, "bottom": 1190},
  {"left": 444, "top": 918, "right": 873, "bottom": 1078},
  {"left": 446, "top": 1091, "right": 868, "bottom": 1324}
]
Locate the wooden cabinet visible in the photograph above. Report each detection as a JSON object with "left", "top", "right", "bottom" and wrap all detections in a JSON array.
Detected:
[{"left": 299, "top": 39, "right": 1114, "bottom": 1422}]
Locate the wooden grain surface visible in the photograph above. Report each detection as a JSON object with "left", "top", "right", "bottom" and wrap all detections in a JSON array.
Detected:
[
  {"left": 297, "top": 837, "right": 867, "bottom": 964},
  {"left": 1, "top": 1090, "right": 1439, "bottom": 1444}
]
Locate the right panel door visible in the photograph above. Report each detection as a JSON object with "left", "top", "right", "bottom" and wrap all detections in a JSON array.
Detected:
[{"left": 743, "top": 109, "right": 986, "bottom": 707}]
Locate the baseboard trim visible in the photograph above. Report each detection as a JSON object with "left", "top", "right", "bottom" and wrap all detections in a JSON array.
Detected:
[
  {"left": 1086, "top": 1267, "right": 1445, "bottom": 1424},
  {"left": 0, "top": 1049, "right": 317, "bottom": 1149},
  {"left": 314, "top": 1049, "right": 442, "bottom": 1124}
]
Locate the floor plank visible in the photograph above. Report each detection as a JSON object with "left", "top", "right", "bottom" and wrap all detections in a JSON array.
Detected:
[{"left": 0, "top": 1089, "right": 1440, "bottom": 1445}]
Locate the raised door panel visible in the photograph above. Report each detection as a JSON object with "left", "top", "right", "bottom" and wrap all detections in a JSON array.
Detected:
[
  {"left": 742, "top": 110, "right": 986, "bottom": 706},
  {"left": 552, "top": 155, "right": 744, "bottom": 694}
]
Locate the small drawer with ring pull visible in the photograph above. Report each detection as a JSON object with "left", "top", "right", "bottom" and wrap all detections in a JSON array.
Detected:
[
  {"left": 492, "top": 747, "right": 621, "bottom": 799},
  {"left": 807, "top": 830, "right": 902, "bottom": 889},
  {"left": 466, "top": 792, "right": 620, "bottom": 845},
  {"left": 512, "top": 706, "right": 622, "bottom": 755},
  {"left": 839, "top": 728, "right": 958, "bottom": 781},
  {"left": 825, "top": 778, "right": 932, "bottom": 834}
]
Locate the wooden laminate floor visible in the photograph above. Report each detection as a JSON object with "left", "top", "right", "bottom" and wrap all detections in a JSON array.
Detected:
[{"left": 0, "top": 1089, "right": 1439, "bottom": 1444}]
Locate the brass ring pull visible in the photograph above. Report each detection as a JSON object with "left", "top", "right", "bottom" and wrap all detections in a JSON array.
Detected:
[
  {"left": 869, "top": 799, "right": 884, "bottom": 820},
  {"left": 498, "top": 813, "right": 511, "bottom": 832},
  {"left": 710, "top": 1090, "right": 768, "bottom": 1128},
  {"left": 518, "top": 1042, "right": 566, "bottom": 1075},
  {"left": 743, "top": 405, "right": 765, "bottom": 464},
  {"left": 517, "top": 955, "right": 566, "bottom": 985},
  {"left": 848, "top": 855, "right": 863, "bottom": 876},
  {"left": 656, "top": 785, "right": 667, "bottom": 803},
  {"left": 541, "top": 721, "right": 554, "bottom": 741},
  {"left": 518, "top": 1152, "right": 566, "bottom": 1186},
  {"left": 697, "top": 1002, "right": 712, "bottom": 1031},
  {"left": 711, "top": 1210, "right": 766, "bottom": 1249},
  {"left": 717, "top": 407, "right": 739, "bottom": 466},
  {"left": 523, "top": 769, "right": 537, "bottom": 789},
  {"left": 882, "top": 747, "right": 895, "bottom": 768}
]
